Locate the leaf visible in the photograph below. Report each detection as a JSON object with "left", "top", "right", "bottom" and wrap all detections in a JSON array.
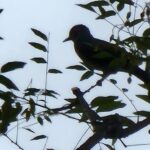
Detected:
[
  {"left": 134, "top": 111, "right": 150, "bottom": 117},
  {"left": 44, "top": 116, "right": 51, "bottom": 123},
  {"left": 117, "top": 3, "right": 124, "bottom": 11},
  {"left": 97, "top": 10, "right": 116, "bottom": 19},
  {"left": 48, "top": 69, "right": 62, "bottom": 74},
  {"left": 42, "top": 89, "right": 59, "bottom": 98},
  {"left": 77, "top": 4, "right": 96, "bottom": 13},
  {"left": 31, "top": 57, "right": 47, "bottom": 63},
  {"left": 129, "top": 19, "right": 143, "bottom": 27},
  {"left": 37, "top": 116, "right": 43, "bottom": 125},
  {"left": 31, "top": 135, "right": 47, "bottom": 141},
  {"left": 109, "top": 79, "right": 117, "bottom": 84},
  {"left": 29, "top": 42, "right": 47, "bottom": 52},
  {"left": 122, "top": 88, "right": 128, "bottom": 92},
  {"left": 0, "top": 75, "right": 19, "bottom": 90},
  {"left": 0, "top": 9, "right": 3, "bottom": 14},
  {"left": 24, "top": 128, "right": 35, "bottom": 133},
  {"left": 1, "top": 61, "right": 26, "bottom": 73},
  {"left": 91, "top": 96, "right": 126, "bottom": 112},
  {"left": 66, "top": 65, "right": 86, "bottom": 71},
  {"left": 29, "top": 99, "right": 35, "bottom": 116},
  {"left": 126, "top": 11, "right": 131, "bottom": 19},
  {"left": 25, "top": 88, "right": 40, "bottom": 96},
  {"left": 103, "top": 143, "right": 115, "bottom": 150},
  {"left": 143, "top": 28, "right": 150, "bottom": 37},
  {"left": 136, "top": 95, "right": 150, "bottom": 103},
  {"left": 80, "top": 71, "right": 94, "bottom": 81},
  {"left": 31, "top": 28, "right": 48, "bottom": 41},
  {"left": 127, "top": 76, "right": 132, "bottom": 84}
]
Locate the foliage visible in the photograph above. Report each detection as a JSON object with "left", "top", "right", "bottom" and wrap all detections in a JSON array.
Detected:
[{"left": 0, "top": 1, "right": 150, "bottom": 150}]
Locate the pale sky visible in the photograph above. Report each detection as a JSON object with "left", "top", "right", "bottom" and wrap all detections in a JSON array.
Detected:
[{"left": 0, "top": 0, "right": 150, "bottom": 150}]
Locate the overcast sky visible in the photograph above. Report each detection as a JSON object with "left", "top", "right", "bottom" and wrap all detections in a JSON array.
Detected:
[{"left": 0, "top": 0, "right": 150, "bottom": 150}]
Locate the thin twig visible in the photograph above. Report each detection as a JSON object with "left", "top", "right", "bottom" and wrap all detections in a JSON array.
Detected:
[{"left": 4, "top": 134, "right": 24, "bottom": 150}]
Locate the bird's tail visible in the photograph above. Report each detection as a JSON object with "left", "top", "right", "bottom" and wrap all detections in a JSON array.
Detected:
[{"left": 133, "top": 66, "right": 150, "bottom": 84}]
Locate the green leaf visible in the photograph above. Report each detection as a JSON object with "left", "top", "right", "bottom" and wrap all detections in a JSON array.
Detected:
[
  {"left": 31, "top": 57, "right": 47, "bottom": 63},
  {"left": 29, "top": 99, "right": 35, "bottom": 116},
  {"left": 66, "top": 65, "right": 86, "bottom": 71},
  {"left": 134, "top": 111, "right": 150, "bottom": 117},
  {"left": 31, "top": 135, "right": 47, "bottom": 141},
  {"left": 44, "top": 116, "right": 52, "bottom": 123},
  {"left": 127, "top": 19, "right": 143, "bottom": 27},
  {"left": 0, "top": 75, "right": 19, "bottom": 90},
  {"left": 117, "top": 3, "right": 124, "bottom": 11},
  {"left": 97, "top": 10, "right": 116, "bottom": 19},
  {"left": 48, "top": 69, "right": 62, "bottom": 74},
  {"left": 25, "top": 88, "right": 40, "bottom": 96},
  {"left": 1, "top": 61, "right": 26, "bottom": 73},
  {"left": 103, "top": 143, "right": 115, "bottom": 150},
  {"left": 31, "top": 28, "right": 48, "bottom": 41},
  {"left": 91, "top": 96, "right": 126, "bottom": 112},
  {"left": 77, "top": 4, "right": 96, "bottom": 13},
  {"left": 143, "top": 28, "right": 150, "bottom": 37},
  {"left": 29, "top": 42, "right": 47, "bottom": 52},
  {"left": 37, "top": 116, "right": 43, "bottom": 125},
  {"left": 80, "top": 71, "right": 94, "bottom": 81},
  {"left": 136, "top": 95, "right": 150, "bottom": 103}
]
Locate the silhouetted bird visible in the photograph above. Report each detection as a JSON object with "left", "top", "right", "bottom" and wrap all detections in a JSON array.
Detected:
[{"left": 64, "top": 24, "right": 150, "bottom": 83}]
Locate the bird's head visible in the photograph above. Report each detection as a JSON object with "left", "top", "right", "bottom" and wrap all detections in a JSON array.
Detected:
[{"left": 63, "top": 24, "right": 92, "bottom": 42}]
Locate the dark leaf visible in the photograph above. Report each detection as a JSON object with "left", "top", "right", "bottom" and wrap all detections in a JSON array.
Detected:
[
  {"left": 126, "top": 11, "right": 131, "bottom": 19},
  {"left": 31, "top": 135, "right": 47, "bottom": 141},
  {"left": 29, "top": 99, "right": 35, "bottom": 116},
  {"left": 122, "top": 88, "right": 128, "bottom": 92},
  {"left": 44, "top": 116, "right": 52, "bottom": 123},
  {"left": 143, "top": 28, "right": 150, "bottom": 37},
  {"left": 80, "top": 71, "right": 94, "bottom": 81},
  {"left": 127, "top": 76, "right": 132, "bottom": 84},
  {"left": 109, "top": 79, "right": 117, "bottom": 84},
  {"left": 0, "top": 9, "right": 3, "bottom": 14},
  {"left": 29, "top": 42, "right": 47, "bottom": 52},
  {"left": 48, "top": 69, "right": 62, "bottom": 74},
  {"left": 1, "top": 61, "right": 26, "bottom": 73},
  {"left": 66, "top": 65, "right": 86, "bottom": 71},
  {"left": 91, "top": 96, "right": 126, "bottom": 112},
  {"left": 26, "top": 110, "right": 31, "bottom": 121},
  {"left": 77, "top": 4, "right": 96, "bottom": 13},
  {"left": 31, "top": 28, "right": 48, "bottom": 41},
  {"left": 126, "top": 19, "right": 143, "bottom": 27},
  {"left": 0, "top": 75, "right": 19, "bottom": 90},
  {"left": 25, "top": 88, "right": 40, "bottom": 96},
  {"left": 97, "top": 10, "right": 116, "bottom": 19},
  {"left": 117, "top": 3, "right": 124, "bottom": 11},
  {"left": 31, "top": 57, "right": 47, "bottom": 63},
  {"left": 136, "top": 95, "right": 150, "bottom": 103},
  {"left": 103, "top": 143, "right": 115, "bottom": 150},
  {"left": 37, "top": 116, "right": 43, "bottom": 125},
  {"left": 42, "top": 89, "right": 59, "bottom": 98},
  {"left": 24, "top": 128, "right": 35, "bottom": 133},
  {"left": 134, "top": 111, "right": 150, "bottom": 117}
]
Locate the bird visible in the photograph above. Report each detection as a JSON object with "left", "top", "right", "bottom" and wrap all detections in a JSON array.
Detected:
[{"left": 63, "top": 24, "right": 150, "bottom": 83}]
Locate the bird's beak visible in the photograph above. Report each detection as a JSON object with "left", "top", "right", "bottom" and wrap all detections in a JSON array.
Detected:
[{"left": 63, "top": 37, "right": 71, "bottom": 42}]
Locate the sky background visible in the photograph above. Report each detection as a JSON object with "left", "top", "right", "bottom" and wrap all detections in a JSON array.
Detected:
[{"left": 0, "top": 0, "right": 150, "bottom": 150}]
